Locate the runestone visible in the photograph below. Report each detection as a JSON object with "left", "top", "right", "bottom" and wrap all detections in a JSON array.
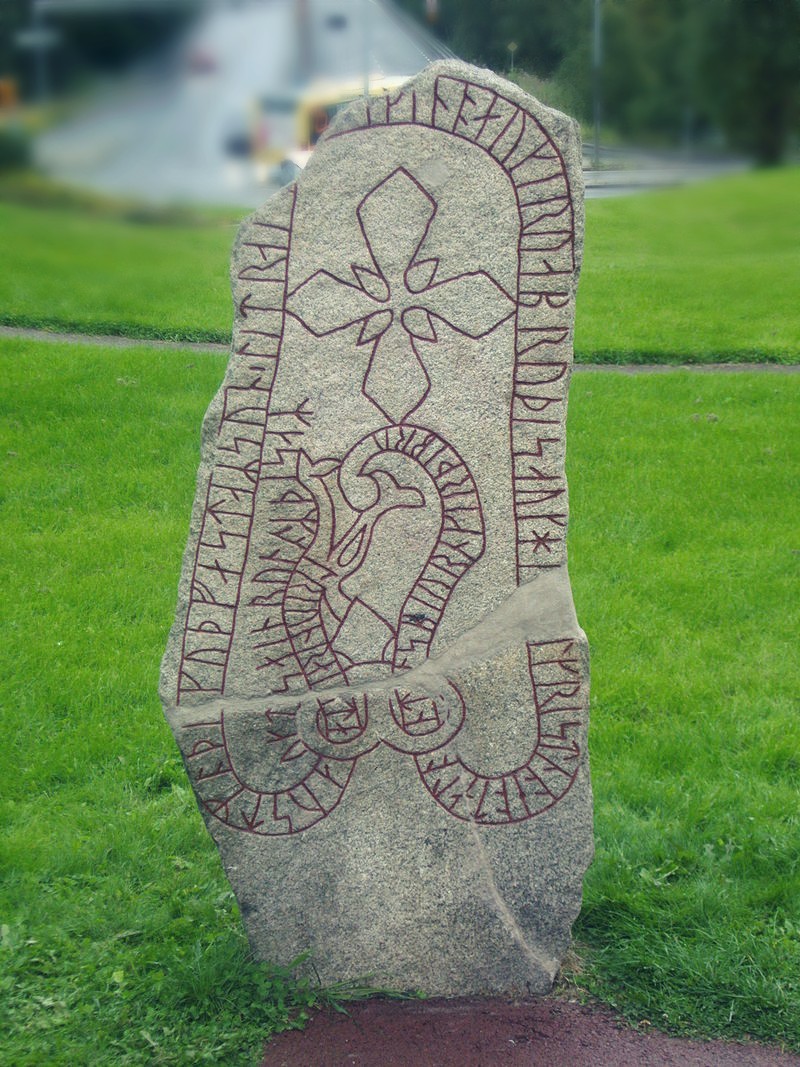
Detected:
[{"left": 161, "top": 60, "right": 592, "bottom": 996}]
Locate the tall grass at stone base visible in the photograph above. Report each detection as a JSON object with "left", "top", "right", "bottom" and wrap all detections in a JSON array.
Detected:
[{"left": 1, "top": 342, "right": 798, "bottom": 1064}]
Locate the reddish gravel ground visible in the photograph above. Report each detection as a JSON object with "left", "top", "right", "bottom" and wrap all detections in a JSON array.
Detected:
[{"left": 262, "top": 996, "right": 800, "bottom": 1067}]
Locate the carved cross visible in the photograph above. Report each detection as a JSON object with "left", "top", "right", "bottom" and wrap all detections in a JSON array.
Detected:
[{"left": 287, "top": 167, "right": 515, "bottom": 424}]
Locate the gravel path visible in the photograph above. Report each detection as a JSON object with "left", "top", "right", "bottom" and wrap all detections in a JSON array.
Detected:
[
  {"left": 261, "top": 996, "right": 800, "bottom": 1067},
  {"left": 2, "top": 326, "right": 797, "bottom": 372},
  {"left": 0, "top": 325, "right": 228, "bottom": 355}
]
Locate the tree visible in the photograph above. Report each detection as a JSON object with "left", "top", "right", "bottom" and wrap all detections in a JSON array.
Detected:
[
  {"left": 0, "top": 0, "right": 33, "bottom": 92},
  {"left": 395, "top": 0, "right": 582, "bottom": 77},
  {"left": 700, "top": 0, "right": 800, "bottom": 164},
  {"left": 397, "top": 0, "right": 800, "bottom": 161}
]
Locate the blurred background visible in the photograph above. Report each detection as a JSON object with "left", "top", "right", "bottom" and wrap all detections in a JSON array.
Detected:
[{"left": 0, "top": 0, "right": 797, "bottom": 206}]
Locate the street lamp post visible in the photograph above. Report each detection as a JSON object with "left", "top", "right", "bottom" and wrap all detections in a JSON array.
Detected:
[
  {"left": 14, "top": 1, "right": 60, "bottom": 103},
  {"left": 507, "top": 41, "right": 517, "bottom": 75},
  {"left": 592, "top": 0, "right": 602, "bottom": 169},
  {"left": 363, "top": 0, "right": 371, "bottom": 98}
]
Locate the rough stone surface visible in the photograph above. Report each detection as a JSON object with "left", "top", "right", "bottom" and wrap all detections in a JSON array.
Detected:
[{"left": 160, "top": 60, "right": 591, "bottom": 997}]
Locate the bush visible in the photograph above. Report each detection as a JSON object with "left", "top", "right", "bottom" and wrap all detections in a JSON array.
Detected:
[{"left": 0, "top": 124, "right": 31, "bottom": 171}]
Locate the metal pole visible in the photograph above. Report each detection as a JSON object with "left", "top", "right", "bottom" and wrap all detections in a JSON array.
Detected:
[
  {"left": 593, "top": 0, "right": 605, "bottom": 168},
  {"left": 592, "top": 0, "right": 602, "bottom": 169},
  {"left": 298, "top": 0, "right": 311, "bottom": 83},
  {"left": 363, "top": 0, "right": 370, "bottom": 98},
  {"left": 33, "top": 1, "right": 49, "bottom": 103}
]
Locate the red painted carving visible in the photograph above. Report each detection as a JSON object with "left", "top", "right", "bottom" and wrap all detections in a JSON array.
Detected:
[
  {"left": 415, "top": 640, "right": 584, "bottom": 823},
  {"left": 287, "top": 167, "right": 514, "bottom": 425},
  {"left": 175, "top": 74, "right": 585, "bottom": 836},
  {"left": 182, "top": 709, "right": 359, "bottom": 836}
]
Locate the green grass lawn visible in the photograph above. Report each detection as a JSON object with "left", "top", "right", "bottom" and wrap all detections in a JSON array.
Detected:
[
  {"left": 2, "top": 167, "right": 799, "bottom": 361},
  {"left": 1, "top": 201, "right": 235, "bottom": 343},
  {"left": 576, "top": 168, "right": 800, "bottom": 363},
  {"left": 567, "top": 370, "right": 800, "bottom": 1040},
  {"left": 1, "top": 339, "right": 798, "bottom": 1064},
  {"left": 0, "top": 340, "right": 373, "bottom": 1066}
]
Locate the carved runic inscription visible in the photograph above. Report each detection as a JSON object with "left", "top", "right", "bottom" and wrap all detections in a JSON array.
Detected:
[{"left": 165, "top": 66, "right": 587, "bottom": 840}]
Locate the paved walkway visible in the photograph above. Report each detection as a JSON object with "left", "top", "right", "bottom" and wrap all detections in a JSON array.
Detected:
[
  {"left": 2, "top": 326, "right": 797, "bottom": 373},
  {"left": 0, "top": 325, "right": 228, "bottom": 355},
  {"left": 261, "top": 996, "right": 800, "bottom": 1067}
]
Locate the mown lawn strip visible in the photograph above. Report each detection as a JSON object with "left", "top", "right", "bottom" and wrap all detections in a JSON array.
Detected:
[{"left": 2, "top": 167, "right": 798, "bottom": 361}]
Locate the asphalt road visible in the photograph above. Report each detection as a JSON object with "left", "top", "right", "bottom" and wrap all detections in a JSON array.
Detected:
[
  {"left": 34, "top": 0, "right": 743, "bottom": 207},
  {"left": 35, "top": 0, "right": 452, "bottom": 206}
]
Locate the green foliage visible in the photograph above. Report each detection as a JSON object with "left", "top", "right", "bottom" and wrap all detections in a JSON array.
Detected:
[
  {"left": 564, "top": 0, "right": 706, "bottom": 146},
  {"left": 0, "top": 0, "right": 28, "bottom": 89},
  {"left": 402, "top": 0, "right": 800, "bottom": 160},
  {"left": 1, "top": 340, "right": 798, "bottom": 1059},
  {"left": 0, "top": 124, "right": 31, "bottom": 171},
  {"left": 53, "top": 10, "right": 189, "bottom": 76},
  {"left": 701, "top": 0, "right": 800, "bottom": 165},
  {"left": 397, "top": 0, "right": 582, "bottom": 76},
  {"left": 0, "top": 2, "right": 189, "bottom": 97}
]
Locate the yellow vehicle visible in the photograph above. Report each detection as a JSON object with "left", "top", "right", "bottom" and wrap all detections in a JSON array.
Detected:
[
  {"left": 249, "top": 75, "right": 410, "bottom": 180},
  {"left": 0, "top": 79, "right": 19, "bottom": 110}
]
